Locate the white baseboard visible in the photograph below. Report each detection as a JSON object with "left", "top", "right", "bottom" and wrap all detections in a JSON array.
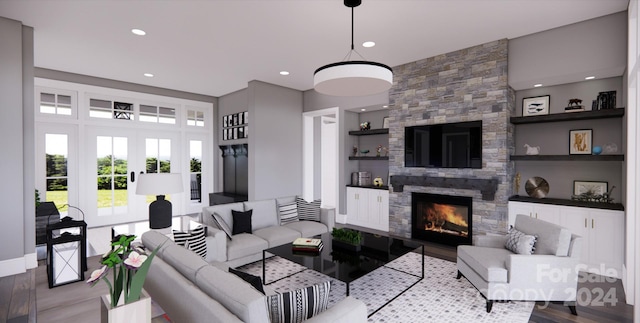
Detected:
[
  {"left": 335, "top": 213, "right": 347, "bottom": 224},
  {"left": 25, "top": 252, "right": 38, "bottom": 269},
  {"left": 0, "top": 257, "right": 27, "bottom": 278}
]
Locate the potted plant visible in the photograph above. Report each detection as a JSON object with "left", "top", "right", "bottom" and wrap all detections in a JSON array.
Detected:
[
  {"left": 331, "top": 228, "right": 362, "bottom": 252},
  {"left": 87, "top": 234, "right": 161, "bottom": 323}
]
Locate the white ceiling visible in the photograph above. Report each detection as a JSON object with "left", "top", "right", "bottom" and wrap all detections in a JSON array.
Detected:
[{"left": 0, "top": 0, "right": 629, "bottom": 98}]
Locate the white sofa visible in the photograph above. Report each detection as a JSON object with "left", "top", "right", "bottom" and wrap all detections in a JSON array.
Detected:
[
  {"left": 202, "top": 196, "right": 335, "bottom": 267},
  {"left": 456, "top": 214, "right": 582, "bottom": 314},
  {"left": 142, "top": 230, "right": 367, "bottom": 323}
]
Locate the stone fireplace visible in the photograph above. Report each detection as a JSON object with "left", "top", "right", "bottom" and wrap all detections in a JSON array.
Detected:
[
  {"left": 411, "top": 192, "right": 472, "bottom": 246},
  {"left": 388, "top": 39, "right": 515, "bottom": 238}
]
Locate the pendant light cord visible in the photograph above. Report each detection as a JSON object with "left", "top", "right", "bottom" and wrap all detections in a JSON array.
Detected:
[{"left": 342, "top": 4, "right": 366, "bottom": 62}]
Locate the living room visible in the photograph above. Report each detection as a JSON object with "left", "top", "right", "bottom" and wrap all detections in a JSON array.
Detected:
[{"left": 1, "top": 1, "right": 639, "bottom": 322}]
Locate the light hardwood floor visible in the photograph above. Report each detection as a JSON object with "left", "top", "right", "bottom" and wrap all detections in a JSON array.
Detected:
[{"left": 1, "top": 242, "right": 634, "bottom": 323}]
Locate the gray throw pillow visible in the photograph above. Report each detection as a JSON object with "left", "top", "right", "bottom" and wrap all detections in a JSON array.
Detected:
[
  {"left": 296, "top": 197, "right": 321, "bottom": 222},
  {"left": 505, "top": 226, "right": 537, "bottom": 255},
  {"left": 278, "top": 201, "right": 299, "bottom": 225},
  {"left": 211, "top": 212, "right": 233, "bottom": 240}
]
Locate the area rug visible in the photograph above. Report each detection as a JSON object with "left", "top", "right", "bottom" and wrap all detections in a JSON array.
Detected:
[{"left": 237, "top": 252, "right": 534, "bottom": 323}]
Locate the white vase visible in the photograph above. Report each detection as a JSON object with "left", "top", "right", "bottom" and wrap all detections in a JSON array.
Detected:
[{"left": 100, "top": 290, "right": 152, "bottom": 323}]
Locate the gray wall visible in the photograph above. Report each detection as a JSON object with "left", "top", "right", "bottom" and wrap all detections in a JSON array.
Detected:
[
  {"left": 339, "top": 110, "right": 360, "bottom": 214},
  {"left": 0, "top": 17, "right": 29, "bottom": 265},
  {"left": 509, "top": 11, "right": 627, "bottom": 90},
  {"left": 248, "top": 80, "right": 303, "bottom": 200},
  {"left": 22, "top": 25, "right": 35, "bottom": 258},
  {"left": 217, "top": 89, "right": 248, "bottom": 192},
  {"left": 514, "top": 77, "right": 625, "bottom": 202}
]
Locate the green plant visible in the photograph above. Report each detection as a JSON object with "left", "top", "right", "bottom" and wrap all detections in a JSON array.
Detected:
[
  {"left": 87, "top": 235, "right": 161, "bottom": 307},
  {"left": 331, "top": 228, "right": 362, "bottom": 245}
]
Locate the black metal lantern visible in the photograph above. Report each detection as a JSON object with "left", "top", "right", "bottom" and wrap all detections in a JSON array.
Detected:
[{"left": 46, "top": 215, "right": 87, "bottom": 288}]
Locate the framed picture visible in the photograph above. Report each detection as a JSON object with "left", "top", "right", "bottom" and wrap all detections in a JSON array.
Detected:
[
  {"left": 569, "top": 129, "right": 592, "bottom": 155},
  {"left": 522, "top": 95, "right": 550, "bottom": 116},
  {"left": 223, "top": 115, "right": 228, "bottom": 128},
  {"left": 382, "top": 116, "right": 390, "bottom": 129},
  {"left": 573, "top": 181, "right": 608, "bottom": 196}
]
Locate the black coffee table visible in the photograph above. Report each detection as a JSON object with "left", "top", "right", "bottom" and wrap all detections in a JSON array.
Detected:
[{"left": 262, "top": 229, "right": 424, "bottom": 298}]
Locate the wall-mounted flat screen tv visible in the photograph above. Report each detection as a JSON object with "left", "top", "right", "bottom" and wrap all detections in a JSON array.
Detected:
[{"left": 405, "top": 120, "right": 482, "bottom": 168}]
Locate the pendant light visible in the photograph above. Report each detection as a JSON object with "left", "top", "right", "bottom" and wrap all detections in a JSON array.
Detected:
[{"left": 313, "top": 0, "right": 393, "bottom": 97}]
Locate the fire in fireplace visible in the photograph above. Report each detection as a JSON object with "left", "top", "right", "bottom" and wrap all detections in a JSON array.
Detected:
[{"left": 411, "top": 192, "right": 473, "bottom": 246}]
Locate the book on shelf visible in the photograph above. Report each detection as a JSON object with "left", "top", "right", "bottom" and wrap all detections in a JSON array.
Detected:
[{"left": 292, "top": 238, "right": 322, "bottom": 247}]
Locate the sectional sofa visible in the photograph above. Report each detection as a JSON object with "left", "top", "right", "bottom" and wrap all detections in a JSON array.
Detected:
[
  {"left": 202, "top": 196, "right": 335, "bottom": 267},
  {"left": 141, "top": 230, "right": 367, "bottom": 323}
]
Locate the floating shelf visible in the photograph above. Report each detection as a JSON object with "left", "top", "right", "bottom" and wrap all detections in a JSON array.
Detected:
[
  {"left": 510, "top": 108, "right": 624, "bottom": 125},
  {"left": 348, "top": 128, "right": 389, "bottom": 136},
  {"left": 511, "top": 154, "right": 624, "bottom": 161},
  {"left": 509, "top": 195, "right": 624, "bottom": 211},
  {"left": 349, "top": 156, "right": 389, "bottom": 161}
]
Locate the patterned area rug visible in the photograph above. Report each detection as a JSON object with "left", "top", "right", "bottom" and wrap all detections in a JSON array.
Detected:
[{"left": 237, "top": 252, "right": 534, "bottom": 323}]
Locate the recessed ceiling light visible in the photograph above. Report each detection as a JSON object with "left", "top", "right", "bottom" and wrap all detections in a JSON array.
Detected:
[
  {"left": 131, "top": 29, "right": 146, "bottom": 36},
  {"left": 585, "top": 76, "right": 595, "bottom": 80},
  {"left": 534, "top": 84, "right": 543, "bottom": 87},
  {"left": 143, "top": 73, "right": 154, "bottom": 77},
  {"left": 361, "top": 108, "right": 366, "bottom": 111},
  {"left": 362, "top": 41, "right": 375, "bottom": 48},
  {"left": 279, "top": 71, "right": 290, "bottom": 76},
  {"left": 383, "top": 105, "right": 388, "bottom": 108}
]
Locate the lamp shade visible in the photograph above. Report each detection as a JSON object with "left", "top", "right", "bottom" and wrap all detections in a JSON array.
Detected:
[
  {"left": 136, "top": 173, "right": 183, "bottom": 196},
  {"left": 313, "top": 61, "right": 393, "bottom": 97}
]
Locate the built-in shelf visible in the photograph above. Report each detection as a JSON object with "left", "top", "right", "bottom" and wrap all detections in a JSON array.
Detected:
[
  {"left": 510, "top": 154, "right": 624, "bottom": 161},
  {"left": 509, "top": 195, "right": 624, "bottom": 211},
  {"left": 349, "top": 156, "right": 389, "bottom": 160},
  {"left": 348, "top": 128, "right": 389, "bottom": 136},
  {"left": 510, "top": 108, "right": 624, "bottom": 125}
]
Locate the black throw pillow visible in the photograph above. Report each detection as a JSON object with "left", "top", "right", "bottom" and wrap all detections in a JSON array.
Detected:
[
  {"left": 229, "top": 267, "right": 265, "bottom": 295},
  {"left": 232, "top": 209, "right": 253, "bottom": 235}
]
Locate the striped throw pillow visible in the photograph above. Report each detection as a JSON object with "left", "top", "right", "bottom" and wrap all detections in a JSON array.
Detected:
[
  {"left": 278, "top": 201, "right": 299, "bottom": 225},
  {"left": 267, "top": 280, "right": 331, "bottom": 323},
  {"left": 296, "top": 197, "right": 321, "bottom": 222},
  {"left": 173, "top": 225, "right": 207, "bottom": 258}
]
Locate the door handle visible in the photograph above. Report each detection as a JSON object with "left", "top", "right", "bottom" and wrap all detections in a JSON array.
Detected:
[{"left": 130, "top": 171, "right": 135, "bottom": 182}]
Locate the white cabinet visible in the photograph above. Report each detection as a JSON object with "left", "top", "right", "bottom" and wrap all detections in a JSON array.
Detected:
[
  {"left": 508, "top": 201, "right": 624, "bottom": 278},
  {"left": 346, "top": 187, "right": 389, "bottom": 231},
  {"left": 560, "top": 208, "right": 624, "bottom": 278},
  {"left": 508, "top": 201, "right": 560, "bottom": 227}
]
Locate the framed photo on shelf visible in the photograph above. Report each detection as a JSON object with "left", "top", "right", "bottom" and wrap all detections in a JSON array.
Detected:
[
  {"left": 573, "top": 181, "right": 608, "bottom": 196},
  {"left": 569, "top": 129, "right": 592, "bottom": 155},
  {"left": 223, "top": 128, "right": 227, "bottom": 141},
  {"left": 223, "top": 115, "right": 228, "bottom": 128},
  {"left": 522, "top": 95, "right": 550, "bottom": 116},
  {"left": 382, "top": 116, "right": 390, "bottom": 129}
]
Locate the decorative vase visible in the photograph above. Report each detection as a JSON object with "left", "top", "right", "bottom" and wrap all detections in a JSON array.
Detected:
[{"left": 100, "top": 290, "right": 152, "bottom": 323}]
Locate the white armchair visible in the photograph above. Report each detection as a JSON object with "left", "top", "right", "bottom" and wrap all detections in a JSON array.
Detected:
[{"left": 456, "top": 214, "right": 582, "bottom": 314}]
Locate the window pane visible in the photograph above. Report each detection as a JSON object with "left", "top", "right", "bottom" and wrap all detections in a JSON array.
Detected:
[
  {"left": 140, "top": 105, "right": 157, "bottom": 114},
  {"left": 90, "top": 99, "right": 111, "bottom": 109},
  {"left": 57, "top": 107, "right": 72, "bottom": 115},
  {"left": 90, "top": 109, "right": 112, "bottom": 119},
  {"left": 159, "top": 139, "right": 171, "bottom": 173},
  {"left": 97, "top": 177, "right": 113, "bottom": 209},
  {"left": 158, "top": 116, "right": 175, "bottom": 124},
  {"left": 159, "top": 107, "right": 175, "bottom": 116},
  {"left": 41, "top": 93, "right": 55, "bottom": 103},
  {"left": 46, "top": 134, "right": 68, "bottom": 177},
  {"left": 40, "top": 104, "right": 56, "bottom": 114},
  {"left": 58, "top": 95, "right": 71, "bottom": 105}
]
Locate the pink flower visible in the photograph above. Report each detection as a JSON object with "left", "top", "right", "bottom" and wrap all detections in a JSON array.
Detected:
[
  {"left": 87, "top": 265, "right": 108, "bottom": 286},
  {"left": 123, "top": 251, "right": 148, "bottom": 270}
]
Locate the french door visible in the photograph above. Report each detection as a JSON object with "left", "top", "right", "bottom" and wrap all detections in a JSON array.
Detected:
[{"left": 85, "top": 127, "right": 181, "bottom": 227}]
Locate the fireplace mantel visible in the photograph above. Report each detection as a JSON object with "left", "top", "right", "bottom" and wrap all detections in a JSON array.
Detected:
[{"left": 390, "top": 175, "right": 499, "bottom": 201}]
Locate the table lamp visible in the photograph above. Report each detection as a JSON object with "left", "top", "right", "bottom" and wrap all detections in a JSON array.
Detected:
[{"left": 136, "top": 173, "right": 183, "bottom": 229}]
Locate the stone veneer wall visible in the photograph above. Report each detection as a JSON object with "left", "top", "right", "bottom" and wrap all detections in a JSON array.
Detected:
[{"left": 388, "top": 39, "right": 515, "bottom": 237}]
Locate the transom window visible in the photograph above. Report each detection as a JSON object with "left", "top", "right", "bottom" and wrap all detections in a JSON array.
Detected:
[
  {"left": 40, "top": 93, "right": 72, "bottom": 115},
  {"left": 187, "top": 109, "right": 205, "bottom": 127},
  {"left": 89, "top": 99, "right": 134, "bottom": 120},
  {"left": 140, "top": 104, "right": 176, "bottom": 124}
]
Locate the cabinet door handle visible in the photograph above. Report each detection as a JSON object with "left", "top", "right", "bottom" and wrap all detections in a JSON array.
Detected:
[
  {"left": 585, "top": 218, "right": 587, "bottom": 228},
  {"left": 592, "top": 219, "right": 594, "bottom": 229}
]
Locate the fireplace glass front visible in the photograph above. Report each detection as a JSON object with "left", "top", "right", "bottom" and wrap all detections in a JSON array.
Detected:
[{"left": 411, "top": 192, "right": 472, "bottom": 246}]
